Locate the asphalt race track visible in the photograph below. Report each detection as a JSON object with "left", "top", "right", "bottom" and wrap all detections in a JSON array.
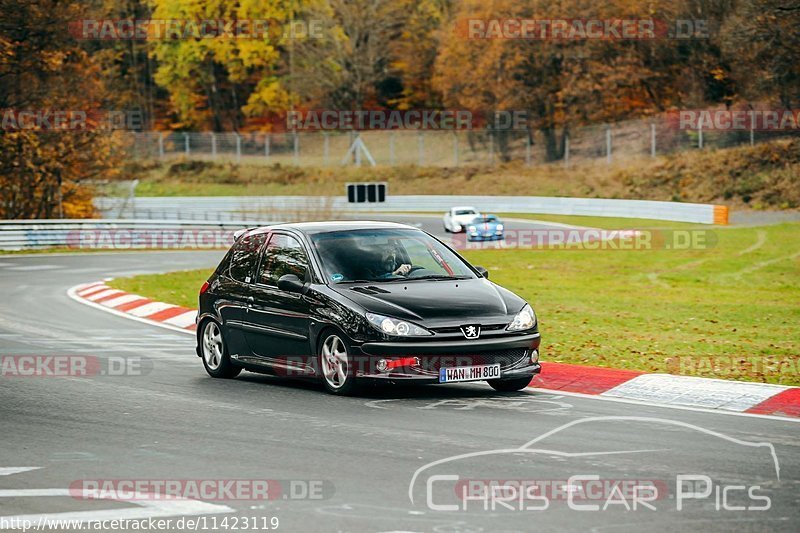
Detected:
[{"left": 1, "top": 248, "right": 799, "bottom": 532}]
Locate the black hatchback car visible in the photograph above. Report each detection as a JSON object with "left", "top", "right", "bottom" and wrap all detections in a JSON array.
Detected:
[{"left": 196, "top": 221, "right": 541, "bottom": 395}]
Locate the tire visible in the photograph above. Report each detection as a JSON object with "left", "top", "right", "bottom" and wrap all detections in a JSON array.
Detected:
[
  {"left": 318, "top": 331, "right": 359, "bottom": 395},
  {"left": 488, "top": 375, "right": 533, "bottom": 392},
  {"left": 443, "top": 223, "right": 450, "bottom": 233},
  {"left": 200, "top": 320, "right": 241, "bottom": 379}
]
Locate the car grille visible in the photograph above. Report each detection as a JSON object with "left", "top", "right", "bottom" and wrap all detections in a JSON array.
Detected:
[
  {"left": 417, "top": 349, "right": 529, "bottom": 372},
  {"left": 430, "top": 324, "right": 507, "bottom": 334}
]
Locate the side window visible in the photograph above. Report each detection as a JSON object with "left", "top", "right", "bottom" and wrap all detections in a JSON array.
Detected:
[
  {"left": 259, "top": 234, "right": 309, "bottom": 287},
  {"left": 229, "top": 233, "right": 266, "bottom": 283}
]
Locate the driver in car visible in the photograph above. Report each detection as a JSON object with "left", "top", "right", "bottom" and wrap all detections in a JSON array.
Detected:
[{"left": 376, "top": 246, "right": 411, "bottom": 278}]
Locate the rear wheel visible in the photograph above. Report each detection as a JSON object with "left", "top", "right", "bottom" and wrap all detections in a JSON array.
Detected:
[
  {"left": 201, "top": 320, "right": 241, "bottom": 379},
  {"left": 488, "top": 375, "right": 533, "bottom": 392},
  {"left": 318, "top": 332, "right": 359, "bottom": 395}
]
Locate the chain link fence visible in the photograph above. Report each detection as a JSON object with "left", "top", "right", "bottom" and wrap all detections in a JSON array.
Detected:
[{"left": 123, "top": 118, "right": 799, "bottom": 168}]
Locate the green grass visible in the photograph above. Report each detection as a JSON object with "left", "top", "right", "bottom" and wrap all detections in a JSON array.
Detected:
[
  {"left": 110, "top": 269, "right": 215, "bottom": 309},
  {"left": 107, "top": 223, "right": 800, "bottom": 384},
  {"left": 497, "top": 213, "right": 704, "bottom": 230}
]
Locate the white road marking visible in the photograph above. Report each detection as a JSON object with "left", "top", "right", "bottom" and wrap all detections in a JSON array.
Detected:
[
  {"left": 77, "top": 285, "right": 110, "bottom": 297},
  {"left": 5, "top": 265, "right": 60, "bottom": 271},
  {"left": 163, "top": 310, "right": 197, "bottom": 328},
  {"left": 126, "top": 301, "right": 176, "bottom": 317},
  {"left": 603, "top": 373, "right": 789, "bottom": 412},
  {"left": 100, "top": 293, "right": 146, "bottom": 308},
  {"left": 72, "top": 281, "right": 104, "bottom": 292},
  {"left": 84, "top": 289, "right": 124, "bottom": 302},
  {"left": 530, "top": 388, "right": 800, "bottom": 423},
  {"left": 0, "top": 489, "right": 234, "bottom": 523},
  {"left": 0, "top": 467, "right": 41, "bottom": 476}
]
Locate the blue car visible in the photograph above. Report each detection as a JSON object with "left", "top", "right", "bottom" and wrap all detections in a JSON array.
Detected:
[{"left": 466, "top": 214, "right": 505, "bottom": 241}]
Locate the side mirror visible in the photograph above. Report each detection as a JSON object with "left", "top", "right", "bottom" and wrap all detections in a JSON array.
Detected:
[
  {"left": 277, "top": 274, "right": 306, "bottom": 293},
  {"left": 475, "top": 266, "right": 489, "bottom": 279}
]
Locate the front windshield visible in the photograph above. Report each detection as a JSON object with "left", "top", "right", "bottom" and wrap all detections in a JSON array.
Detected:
[
  {"left": 310, "top": 228, "right": 477, "bottom": 283},
  {"left": 455, "top": 209, "right": 476, "bottom": 216},
  {"left": 472, "top": 216, "right": 497, "bottom": 223}
]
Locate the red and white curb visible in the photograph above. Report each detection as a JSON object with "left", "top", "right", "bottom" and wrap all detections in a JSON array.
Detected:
[
  {"left": 68, "top": 281, "right": 196, "bottom": 336},
  {"left": 69, "top": 281, "right": 799, "bottom": 419},
  {"left": 532, "top": 362, "right": 800, "bottom": 419}
]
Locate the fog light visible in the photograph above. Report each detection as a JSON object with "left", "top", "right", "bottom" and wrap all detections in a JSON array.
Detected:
[
  {"left": 376, "top": 359, "right": 388, "bottom": 372},
  {"left": 530, "top": 350, "right": 539, "bottom": 364}
]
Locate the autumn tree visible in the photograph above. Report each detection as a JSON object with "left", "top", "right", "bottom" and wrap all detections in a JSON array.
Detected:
[
  {"left": 0, "top": 0, "right": 122, "bottom": 219},
  {"left": 720, "top": 0, "right": 800, "bottom": 108}
]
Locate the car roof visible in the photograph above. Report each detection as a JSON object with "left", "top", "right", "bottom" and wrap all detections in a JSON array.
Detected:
[
  {"left": 248, "top": 220, "right": 419, "bottom": 236},
  {"left": 452, "top": 206, "right": 478, "bottom": 211}
]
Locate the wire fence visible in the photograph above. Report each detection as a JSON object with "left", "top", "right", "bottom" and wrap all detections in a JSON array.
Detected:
[{"left": 122, "top": 117, "right": 799, "bottom": 168}]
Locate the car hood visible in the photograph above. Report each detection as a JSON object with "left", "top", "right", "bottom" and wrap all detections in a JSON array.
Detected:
[{"left": 330, "top": 278, "right": 524, "bottom": 325}]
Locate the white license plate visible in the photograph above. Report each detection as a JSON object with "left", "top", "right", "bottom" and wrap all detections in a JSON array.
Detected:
[{"left": 439, "top": 364, "right": 500, "bottom": 383}]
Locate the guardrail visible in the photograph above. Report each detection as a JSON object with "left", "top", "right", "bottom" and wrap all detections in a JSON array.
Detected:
[
  {"left": 96, "top": 195, "right": 728, "bottom": 225},
  {"left": 0, "top": 219, "right": 276, "bottom": 251}
]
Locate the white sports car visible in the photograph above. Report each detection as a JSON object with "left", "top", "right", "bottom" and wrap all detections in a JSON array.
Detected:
[{"left": 443, "top": 206, "right": 480, "bottom": 233}]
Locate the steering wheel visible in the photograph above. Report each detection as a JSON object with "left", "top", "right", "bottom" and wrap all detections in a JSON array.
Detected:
[{"left": 404, "top": 266, "right": 429, "bottom": 278}]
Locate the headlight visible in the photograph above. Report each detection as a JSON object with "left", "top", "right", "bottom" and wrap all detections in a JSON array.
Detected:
[
  {"left": 468, "top": 226, "right": 477, "bottom": 232},
  {"left": 366, "top": 313, "right": 433, "bottom": 337},
  {"left": 496, "top": 224, "right": 504, "bottom": 231},
  {"left": 507, "top": 304, "right": 536, "bottom": 331}
]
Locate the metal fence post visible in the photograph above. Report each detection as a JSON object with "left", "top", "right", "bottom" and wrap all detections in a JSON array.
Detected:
[
  {"left": 564, "top": 134, "right": 570, "bottom": 168},
  {"left": 293, "top": 132, "right": 299, "bottom": 165},
  {"left": 417, "top": 131, "right": 424, "bottom": 166},
  {"left": 750, "top": 123, "right": 754, "bottom": 146},
  {"left": 235, "top": 134, "right": 241, "bottom": 163},
  {"left": 453, "top": 132, "right": 459, "bottom": 167},
  {"left": 184, "top": 133, "right": 190, "bottom": 155},
  {"left": 698, "top": 123, "right": 703, "bottom": 149},
  {"left": 264, "top": 134, "right": 270, "bottom": 159},
  {"left": 211, "top": 133, "right": 217, "bottom": 159},
  {"left": 650, "top": 123, "right": 656, "bottom": 157},
  {"left": 606, "top": 125, "right": 612, "bottom": 164},
  {"left": 158, "top": 132, "right": 165, "bottom": 159}
]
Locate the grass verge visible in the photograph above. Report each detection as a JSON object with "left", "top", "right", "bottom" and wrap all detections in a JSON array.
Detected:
[{"left": 107, "top": 223, "right": 800, "bottom": 385}]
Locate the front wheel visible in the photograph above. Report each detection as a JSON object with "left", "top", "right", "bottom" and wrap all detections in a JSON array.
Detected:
[
  {"left": 201, "top": 320, "right": 241, "bottom": 379},
  {"left": 318, "top": 332, "right": 359, "bottom": 395},
  {"left": 488, "top": 375, "right": 533, "bottom": 392}
]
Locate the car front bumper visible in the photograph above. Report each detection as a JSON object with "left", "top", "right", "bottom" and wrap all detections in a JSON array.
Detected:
[
  {"left": 467, "top": 232, "right": 504, "bottom": 241},
  {"left": 353, "top": 332, "right": 541, "bottom": 383}
]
